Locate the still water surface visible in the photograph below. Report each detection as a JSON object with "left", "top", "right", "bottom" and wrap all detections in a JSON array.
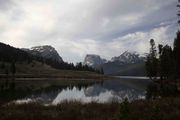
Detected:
[{"left": 15, "top": 77, "right": 151, "bottom": 104}]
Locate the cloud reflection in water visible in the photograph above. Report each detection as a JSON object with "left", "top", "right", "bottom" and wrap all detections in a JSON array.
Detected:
[{"left": 52, "top": 85, "right": 145, "bottom": 104}]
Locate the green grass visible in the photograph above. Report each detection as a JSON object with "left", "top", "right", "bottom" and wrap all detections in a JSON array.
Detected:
[
  {"left": 0, "top": 61, "right": 108, "bottom": 79},
  {"left": 0, "top": 97, "right": 180, "bottom": 120},
  {"left": 15, "top": 61, "right": 98, "bottom": 76}
]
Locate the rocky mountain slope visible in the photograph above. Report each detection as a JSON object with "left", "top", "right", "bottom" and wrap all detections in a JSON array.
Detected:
[
  {"left": 22, "top": 45, "right": 63, "bottom": 63},
  {"left": 0, "top": 42, "right": 102, "bottom": 75},
  {"left": 83, "top": 54, "right": 107, "bottom": 67},
  {"left": 83, "top": 51, "right": 146, "bottom": 76},
  {"left": 111, "top": 51, "right": 145, "bottom": 64},
  {"left": 84, "top": 51, "right": 145, "bottom": 67}
]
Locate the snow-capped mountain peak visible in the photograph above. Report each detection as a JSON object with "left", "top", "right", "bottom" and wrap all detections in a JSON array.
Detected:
[
  {"left": 83, "top": 54, "right": 107, "bottom": 67},
  {"left": 30, "top": 45, "right": 55, "bottom": 52},
  {"left": 111, "top": 51, "right": 145, "bottom": 64},
  {"left": 22, "top": 45, "right": 63, "bottom": 63}
]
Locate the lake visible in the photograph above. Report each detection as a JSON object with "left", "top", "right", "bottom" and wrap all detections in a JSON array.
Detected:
[{"left": 13, "top": 76, "right": 151, "bottom": 104}]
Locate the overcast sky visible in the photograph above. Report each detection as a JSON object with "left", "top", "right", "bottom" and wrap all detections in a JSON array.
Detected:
[{"left": 0, "top": 0, "right": 178, "bottom": 63}]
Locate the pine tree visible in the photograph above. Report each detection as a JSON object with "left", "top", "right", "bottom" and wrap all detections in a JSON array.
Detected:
[
  {"left": 151, "top": 105, "right": 163, "bottom": 120},
  {"left": 146, "top": 39, "right": 158, "bottom": 80},
  {"left": 100, "top": 68, "right": 104, "bottom": 74},
  {"left": 177, "top": 0, "right": 180, "bottom": 24},
  {"left": 10, "top": 61, "right": 16, "bottom": 75},
  {"left": 5, "top": 68, "right": 9, "bottom": 88},
  {"left": 10, "top": 61, "right": 16, "bottom": 90},
  {"left": 158, "top": 44, "right": 163, "bottom": 81},
  {"left": 119, "top": 98, "right": 130, "bottom": 120},
  {"left": 159, "top": 45, "right": 174, "bottom": 80},
  {"left": 173, "top": 31, "right": 180, "bottom": 78},
  {"left": 0, "top": 62, "right": 5, "bottom": 69}
]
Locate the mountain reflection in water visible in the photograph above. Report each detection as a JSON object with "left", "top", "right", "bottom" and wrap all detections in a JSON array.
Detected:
[{"left": 15, "top": 78, "right": 151, "bottom": 104}]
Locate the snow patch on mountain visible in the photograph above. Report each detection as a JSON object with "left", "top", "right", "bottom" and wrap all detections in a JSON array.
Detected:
[
  {"left": 83, "top": 54, "right": 107, "bottom": 67},
  {"left": 22, "top": 45, "right": 63, "bottom": 63},
  {"left": 111, "top": 51, "right": 145, "bottom": 64}
]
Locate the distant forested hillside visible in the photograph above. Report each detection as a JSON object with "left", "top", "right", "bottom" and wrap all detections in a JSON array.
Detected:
[
  {"left": 102, "top": 61, "right": 146, "bottom": 76},
  {"left": 0, "top": 42, "right": 33, "bottom": 62},
  {"left": 0, "top": 42, "right": 101, "bottom": 73}
]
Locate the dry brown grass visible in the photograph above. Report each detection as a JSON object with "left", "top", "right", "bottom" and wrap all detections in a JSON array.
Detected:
[{"left": 0, "top": 97, "right": 180, "bottom": 120}]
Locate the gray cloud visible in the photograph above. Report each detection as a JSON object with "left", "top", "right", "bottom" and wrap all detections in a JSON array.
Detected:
[
  {"left": 0, "top": 0, "right": 178, "bottom": 63},
  {"left": 0, "top": 0, "right": 14, "bottom": 11}
]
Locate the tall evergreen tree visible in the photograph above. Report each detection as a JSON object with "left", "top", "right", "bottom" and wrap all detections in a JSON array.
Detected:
[
  {"left": 10, "top": 61, "right": 16, "bottom": 90},
  {"left": 158, "top": 44, "right": 163, "bottom": 81},
  {"left": 146, "top": 39, "right": 158, "bottom": 80},
  {"left": 159, "top": 45, "right": 174, "bottom": 80},
  {"left": 171, "top": 0, "right": 180, "bottom": 78},
  {"left": 5, "top": 68, "right": 9, "bottom": 88},
  {"left": 177, "top": 0, "right": 180, "bottom": 24},
  {"left": 10, "top": 61, "right": 16, "bottom": 75},
  {"left": 100, "top": 68, "right": 104, "bottom": 75},
  {"left": 173, "top": 31, "right": 180, "bottom": 77}
]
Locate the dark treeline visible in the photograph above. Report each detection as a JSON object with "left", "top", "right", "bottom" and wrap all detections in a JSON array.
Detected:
[
  {"left": 44, "top": 58, "right": 103, "bottom": 74},
  {"left": 145, "top": 32, "right": 180, "bottom": 99},
  {"left": 145, "top": 1, "right": 180, "bottom": 98},
  {"left": 145, "top": 39, "right": 176, "bottom": 80},
  {"left": 146, "top": 0, "right": 180, "bottom": 81},
  {"left": 0, "top": 42, "right": 103, "bottom": 74},
  {"left": 0, "top": 42, "right": 32, "bottom": 63}
]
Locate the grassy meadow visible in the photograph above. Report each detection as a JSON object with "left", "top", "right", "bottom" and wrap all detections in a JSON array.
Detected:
[
  {"left": 0, "top": 61, "right": 108, "bottom": 80},
  {"left": 0, "top": 97, "right": 180, "bottom": 120}
]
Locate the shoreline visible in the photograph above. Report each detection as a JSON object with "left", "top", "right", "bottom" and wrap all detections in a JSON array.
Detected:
[{"left": 0, "top": 74, "right": 112, "bottom": 80}]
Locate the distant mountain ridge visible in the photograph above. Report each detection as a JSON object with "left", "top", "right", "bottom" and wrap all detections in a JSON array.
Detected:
[
  {"left": 83, "top": 51, "right": 146, "bottom": 76},
  {"left": 111, "top": 51, "right": 145, "bottom": 64},
  {"left": 0, "top": 42, "right": 146, "bottom": 76},
  {"left": 22, "top": 45, "right": 63, "bottom": 63},
  {"left": 84, "top": 51, "right": 145, "bottom": 67},
  {"left": 83, "top": 54, "right": 107, "bottom": 67},
  {"left": 0, "top": 42, "right": 100, "bottom": 73}
]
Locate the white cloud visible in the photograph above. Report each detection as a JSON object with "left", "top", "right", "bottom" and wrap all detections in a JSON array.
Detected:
[
  {"left": 54, "top": 24, "right": 177, "bottom": 62},
  {"left": 0, "top": 0, "right": 178, "bottom": 63},
  {"left": 108, "top": 25, "right": 176, "bottom": 54}
]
